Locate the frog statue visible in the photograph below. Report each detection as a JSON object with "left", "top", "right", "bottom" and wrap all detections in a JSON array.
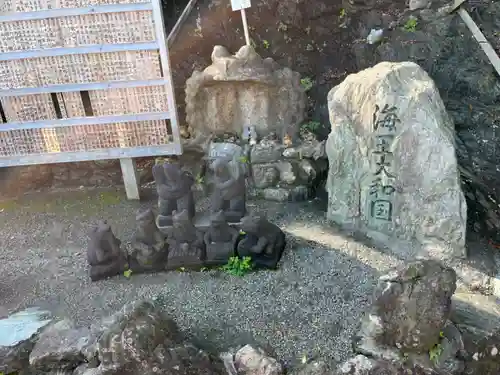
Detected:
[
  {"left": 87, "top": 220, "right": 128, "bottom": 281},
  {"left": 153, "top": 162, "right": 195, "bottom": 227},
  {"left": 204, "top": 210, "right": 239, "bottom": 265},
  {"left": 211, "top": 157, "right": 246, "bottom": 222},
  {"left": 165, "top": 209, "right": 205, "bottom": 270},
  {"left": 129, "top": 208, "right": 167, "bottom": 272},
  {"left": 236, "top": 214, "right": 286, "bottom": 269}
]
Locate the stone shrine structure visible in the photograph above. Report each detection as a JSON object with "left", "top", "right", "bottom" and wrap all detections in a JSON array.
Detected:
[
  {"left": 185, "top": 45, "right": 306, "bottom": 139},
  {"left": 183, "top": 45, "right": 327, "bottom": 203},
  {"left": 326, "top": 61, "right": 467, "bottom": 261}
]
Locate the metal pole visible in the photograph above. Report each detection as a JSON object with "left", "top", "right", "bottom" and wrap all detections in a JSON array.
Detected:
[{"left": 240, "top": 8, "right": 250, "bottom": 46}]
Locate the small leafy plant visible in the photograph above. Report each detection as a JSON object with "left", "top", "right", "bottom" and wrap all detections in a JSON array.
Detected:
[
  {"left": 123, "top": 269, "right": 133, "bottom": 278},
  {"left": 404, "top": 17, "right": 418, "bottom": 32},
  {"left": 339, "top": 8, "right": 346, "bottom": 18},
  {"left": 195, "top": 172, "right": 204, "bottom": 185},
  {"left": 263, "top": 40, "right": 270, "bottom": 49},
  {"left": 429, "top": 343, "right": 443, "bottom": 365},
  {"left": 222, "top": 256, "right": 253, "bottom": 276},
  {"left": 301, "top": 121, "right": 322, "bottom": 134},
  {"left": 300, "top": 77, "right": 314, "bottom": 91},
  {"left": 238, "top": 155, "right": 249, "bottom": 164}
]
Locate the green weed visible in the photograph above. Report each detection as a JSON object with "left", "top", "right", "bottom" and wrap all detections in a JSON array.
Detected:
[
  {"left": 263, "top": 40, "right": 270, "bottom": 49},
  {"left": 404, "top": 17, "right": 418, "bottom": 32},
  {"left": 429, "top": 343, "right": 443, "bottom": 365},
  {"left": 222, "top": 256, "right": 253, "bottom": 276},
  {"left": 300, "top": 77, "right": 314, "bottom": 91}
]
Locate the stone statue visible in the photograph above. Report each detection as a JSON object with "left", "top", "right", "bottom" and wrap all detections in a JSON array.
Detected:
[
  {"left": 87, "top": 220, "right": 128, "bottom": 281},
  {"left": 237, "top": 214, "right": 286, "bottom": 269},
  {"left": 129, "top": 208, "right": 167, "bottom": 272},
  {"left": 153, "top": 162, "right": 195, "bottom": 227},
  {"left": 165, "top": 210, "right": 205, "bottom": 270},
  {"left": 204, "top": 210, "right": 239, "bottom": 265},
  {"left": 211, "top": 157, "right": 246, "bottom": 222}
]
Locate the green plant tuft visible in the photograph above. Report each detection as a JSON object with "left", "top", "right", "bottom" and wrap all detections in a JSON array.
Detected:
[
  {"left": 300, "top": 120, "right": 322, "bottom": 134},
  {"left": 300, "top": 77, "right": 314, "bottom": 91},
  {"left": 404, "top": 17, "right": 418, "bottom": 32},
  {"left": 222, "top": 256, "right": 253, "bottom": 276},
  {"left": 263, "top": 40, "right": 270, "bottom": 49},
  {"left": 429, "top": 343, "right": 443, "bottom": 365}
]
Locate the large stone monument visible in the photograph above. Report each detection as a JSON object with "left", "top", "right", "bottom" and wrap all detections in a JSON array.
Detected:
[
  {"left": 326, "top": 61, "right": 467, "bottom": 261},
  {"left": 185, "top": 45, "right": 306, "bottom": 139}
]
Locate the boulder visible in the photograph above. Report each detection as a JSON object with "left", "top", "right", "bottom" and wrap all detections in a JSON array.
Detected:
[
  {"left": 288, "top": 360, "right": 332, "bottom": 375},
  {"left": 354, "top": 260, "right": 457, "bottom": 355},
  {"left": 0, "top": 307, "right": 52, "bottom": 374},
  {"left": 326, "top": 61, "right": 467, "bottom": 261},
  {"left": 337, "top": 355, "right": 430, "bottom": 375},
  {"left": 233, "top": 344, "right": 283, "bottom": 375},
  {"left": 29, "top": 319, "right": 97, "bottom": 372},
  {"left": 185, "top": 45, "right": 306, "bottom": 139},
  {"left": 94, "top": 300, "right": 221, "bottom": 375},
  {"left": 450, "top": 293, "right": 500, "bottom": 375}
]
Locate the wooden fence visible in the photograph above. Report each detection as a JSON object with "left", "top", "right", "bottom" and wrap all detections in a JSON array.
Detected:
[{"left": 0, "top": 0, "right": 183, "bottom": 199}]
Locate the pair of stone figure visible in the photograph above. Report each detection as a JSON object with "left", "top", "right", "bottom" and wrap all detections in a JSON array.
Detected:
[{"left": 153, "top": 159, "right": 246, "bottom": 226}]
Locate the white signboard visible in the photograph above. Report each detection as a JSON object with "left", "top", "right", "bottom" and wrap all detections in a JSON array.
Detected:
[{"left": 231, "top": 0, "right": 251, "bottom": 11}]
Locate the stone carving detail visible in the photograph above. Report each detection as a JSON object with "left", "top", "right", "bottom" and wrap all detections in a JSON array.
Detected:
[
  {"left": 204, "top": 210, "right": 239, "bottom": 265},
  {"left": 212, "top": 157, "right": 246, "bottom": 222},
  {"left": 130, "top": 208, "right": 167, "bottom": 272},
  {"left": 153, "top": 162, "right": 195, "bottom": 227},
  {"left": 87, "top": 220, "right": 128, "bottom": 281},
  {"left": 237, "top": 214, "right": 286, "bottom": 269},
  {"left": 185, "top": 45, "right": 306, "bottom": 139},
  {"left": 326, "top": 61, "right": 467, "bottom": 261},
  {"left": 165, "top": 210, "right": 205, "bottom": 270}
]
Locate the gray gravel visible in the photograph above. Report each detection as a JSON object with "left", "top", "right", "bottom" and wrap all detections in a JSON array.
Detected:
[{"left": 0, "top": 187, "right": 403, "bottom": 368}]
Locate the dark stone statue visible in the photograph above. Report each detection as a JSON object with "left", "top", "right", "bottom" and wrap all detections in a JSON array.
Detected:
[
  {"left": 153, "top": 162, "right": 195, "bottom": 227},
  {"left": 87, "top": 220, "right": 128, "bottom": 281},
  {"left": 129, "top": 208, "right": 167, "bottom": 272},
  {"left": 236, "top": 214, "right": 286, "bottom": 269},
  {"left": 204, "top": 210, "right": 239, "bottom": 265},
  {"left": 211, "top": 158, "right": 246, "bottom": 222},
  {"left": 165, "top": 210, "right": 205, "bottom": 270}
]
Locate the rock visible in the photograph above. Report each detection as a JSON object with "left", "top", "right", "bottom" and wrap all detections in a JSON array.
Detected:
[
  {"left": 288, "top": 360, "right": 331, "bottom": 375},
  {"left": 185, "top": 45, "right": 306, "bottom": 138},
  {"left": 29, "top": 319, "right": 94, "bottom": 371},
  {"left": 326, "top": 61, "right": 467, "bottom": 261},
  {"left": 297, "top": 160, "right": 317, "bottom": 184},
  {"left": 94, "top": 300, "right": 221, "bottom": 375},
  {"left": 354, "top": 259, "right": 457, "bottom": 355},
  {"left": 252, "top": 164, "right": 279, "bottom": 189},
  {"left": 207, "top": 142, "right": 246, "bottom": 176},
  {"left": 234, "top": 344, "right": 283, "bottom": 375},
  {"left": 337, "top": 355, "right": 428, "bottom": 375},
  {"left": 0, "top": 307, "right": 52, "bottom": 374},
  {"left": 450, "top": 293, "right": 500, "bottom": 375},
  {"left": 251, "top": 142, "right": 285, "bottom": 164},
  {"left": 276, "top": 161, "right": 297, "bottom": 185},
  {"left": 261, "top": 186, "right": 312, "bottom": 202},
  {"left": 409, "top": 0, "right": 431, "bottom": 11}
]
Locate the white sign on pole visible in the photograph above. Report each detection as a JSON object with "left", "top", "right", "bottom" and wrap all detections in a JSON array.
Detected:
[{"left": 231, "top": 0, "right": 251, "bottom": 11}]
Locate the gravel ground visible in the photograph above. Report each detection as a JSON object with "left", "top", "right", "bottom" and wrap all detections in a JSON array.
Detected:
[{"left": 0, "top": 187, "right": 429, "bottom": 368}]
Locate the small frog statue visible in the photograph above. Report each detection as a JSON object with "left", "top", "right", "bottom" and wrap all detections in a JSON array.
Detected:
[
  {"left": 237, "top": 214, "right": 286, "bottom": 269},
  {"left": 165, "top": 209, "right": 205, "bottom": 270},
  {"left": 87, "top": 220, "right": 128, "bottom": 281},
  {"left": 129, "top": 208, "right": 167, "bottom": 272},
  {"left": 204, "top": 210, "right": 239, "bottom": 265}
]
